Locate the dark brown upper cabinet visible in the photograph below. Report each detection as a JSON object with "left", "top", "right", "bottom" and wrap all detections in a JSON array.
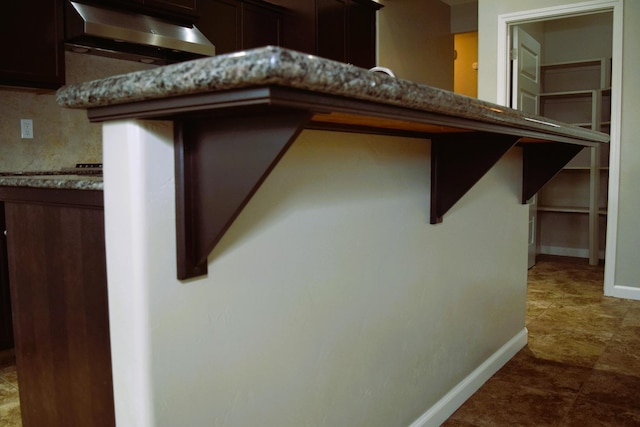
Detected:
[
  {"left": 87, "top": 0, "right": 198, "bottom": 21},
  {"left": 316, "top": 0, "right": 347, "bottom": 63},
  {"left": 197, "top": 0, "right": 285, "bottom": 55},
  {"left": 345, "top": 0, "right": 380, "bottom": 68},
  {"left": 243, "top": 1, "right": 283, "bottom": 49},
  {"left": 0, "top": 0, "right": 65, "bottom": 90},
  {"left": 144, "top": 0, "right": 197, "bottom": 16},
  {"left": 0, "top": 0, "right": 203, "bottom": 91},
  {"left": 199, "top": 0, "right": 241, "bottom": 54},
  {"left": 271, "top": 0, "right": 382, "bottom": 69}
]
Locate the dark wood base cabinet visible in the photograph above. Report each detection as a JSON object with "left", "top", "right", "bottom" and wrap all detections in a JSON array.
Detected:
[
  {"left": 0, "top": 207, "right": 13, "bottom": 351},
  {"left": 1, "top": 189, "right": 114, "bottom": 427}
]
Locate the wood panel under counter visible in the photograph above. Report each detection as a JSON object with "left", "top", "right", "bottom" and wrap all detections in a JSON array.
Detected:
[{"left": 0, "top": 181, "right": 114, "bottom": 427}]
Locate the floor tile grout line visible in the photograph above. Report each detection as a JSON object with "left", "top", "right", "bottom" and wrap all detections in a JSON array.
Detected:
[
  {"left": 555, "top": 391, "right": 582, "bottom": 427},
  {"left": 529, "top": 259, "right": 640, "bottom": 424},
  {"left": 444, "top": 256, "right": 639, "bottom": 425},
  {"left": 575, "top": 392, "right": 640, "bottom": 415},
  {"left": 3, "top": 383, "right": 18, "bottom": 392}
]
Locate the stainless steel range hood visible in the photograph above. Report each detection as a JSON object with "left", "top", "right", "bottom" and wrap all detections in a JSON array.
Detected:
[{"left": 65, "top": 1, "right": 216, "bottom": 65}]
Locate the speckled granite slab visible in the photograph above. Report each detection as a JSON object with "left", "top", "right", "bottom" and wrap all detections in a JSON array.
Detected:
[
  {"left": 56, "top": 46, "right": 608, "bottom": 144},
  {"left": 0, "top": 175, "right": 103, "bottom": 191}
]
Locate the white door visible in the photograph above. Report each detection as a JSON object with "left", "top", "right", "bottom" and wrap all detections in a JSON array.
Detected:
[
  {"left": 511, "top": 26, "right": 541, "bottom": 115},
  {"left": 511, "top": 26, "right": 541, "bottom": 269}
]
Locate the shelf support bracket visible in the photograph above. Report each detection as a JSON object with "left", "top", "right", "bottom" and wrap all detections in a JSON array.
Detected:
[
  {"left": 174, "top": 109, "right": 312, "bottom": 280},
  {"left": 430, "top": 132, "right": 520, "bottom": 224},
  {"left": 521, "top": 142, "right": 584, "bottom": 203}
]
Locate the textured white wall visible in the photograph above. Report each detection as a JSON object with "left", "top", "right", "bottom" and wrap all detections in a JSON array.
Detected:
[
  {"left": 377, "top": 0, "right": 454, "bottom": 89},
  {"left": 451, "top": 1, "right": 479, "bottom": 34},
  {"left": 102, "top": 3, "right": 534, "bottom": 426},
  {"left": 543, "top": 13, "right": 613, "bottom": 64},
  {"left": 103, "top": 122, "right": 528, "bottom": 427}
]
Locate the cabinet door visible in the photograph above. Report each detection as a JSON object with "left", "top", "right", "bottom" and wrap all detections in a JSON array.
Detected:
[
  {"left": 317, "top": 0, "right": 347, "bottom": 63},
  {"left": 268, "top": 0, "right": 316, "bottom": 54},
  {"left": 6, "top": 201, "right": 114, "bottom": 427},
  {"left": 0, "top": 0, "right": 65, "bottom": 90},
  {"left": 316, "top": 0, "right": 379, "bottom": 67},
  {"left": 242, "top": 1, "right": 282, "bottom": 49},
  {"left": 347, "top": 0, "right": 377, "bottom": 68},
  {"left": 199, "top": 0, "right": 283, "bottom": 54},
  {"left": 198, "top": 0, "right": 242, "bottom": 55},
  {"left": 90, "top": 0, "right": 197, "bottom": 21},
  {"left": 91, "top": 0, "right": 145, "bottom": 6},
  {"left": 144, "top": 0, "right": 197, "bottom": 15},
  {"left": 0, "top": 205, "right": 13, "bottom": 351}
]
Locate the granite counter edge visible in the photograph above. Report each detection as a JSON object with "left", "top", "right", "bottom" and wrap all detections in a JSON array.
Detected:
[
  {"left": 55, "top": 46, "right": 609, "bottom": 145},
  {"left": 0, "top": 176, "right": 104, "bottom": 191}
]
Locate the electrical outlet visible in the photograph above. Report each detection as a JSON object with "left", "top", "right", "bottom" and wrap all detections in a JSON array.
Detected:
[{"left": 21, "top": 119, "right": 33, "bottom": 139}]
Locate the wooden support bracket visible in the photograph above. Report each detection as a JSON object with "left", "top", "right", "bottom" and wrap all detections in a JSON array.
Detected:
[
  {"left": 79, "top": 84, "right": 605, "bottom": 280},
  {"left": 174, "top": 109, "right": 311, "bottom": 280},
  {"left": 430, "top": 133, "right": 520, "bottom": 224},
  {"left": 521, "top": 142, "right": 584, "bottom": 203}
]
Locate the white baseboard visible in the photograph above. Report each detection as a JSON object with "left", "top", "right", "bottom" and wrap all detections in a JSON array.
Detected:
[
  {"left": 407, "top": 328, "right": 528, "bottom": 427},
  {"left": 605, "top": 284, "right": 640, "bottom": 301},
  {"left": 538, "top": 245, "right": 605, "bottom": 260}
]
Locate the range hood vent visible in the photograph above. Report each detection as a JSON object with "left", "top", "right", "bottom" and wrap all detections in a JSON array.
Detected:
[{"left": 65, "top": 1, "right": 216, "bottom": 65}]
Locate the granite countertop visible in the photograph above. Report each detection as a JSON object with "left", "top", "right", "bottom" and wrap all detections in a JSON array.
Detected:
[
  {"left": 0, "top": 174, "right": 103, "bottom": 191},
  {"left": 56, "top": 46, "right": 608, "bottom": 144}
]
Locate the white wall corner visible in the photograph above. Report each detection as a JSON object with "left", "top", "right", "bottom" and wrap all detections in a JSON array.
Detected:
[{"left": 103, "top": 119, "right": 174, "bottom": 427}]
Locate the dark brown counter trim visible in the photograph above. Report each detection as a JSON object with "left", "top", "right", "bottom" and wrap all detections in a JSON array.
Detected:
[{"left": 0, "top": 187, "right": 103, "bottom": 209}]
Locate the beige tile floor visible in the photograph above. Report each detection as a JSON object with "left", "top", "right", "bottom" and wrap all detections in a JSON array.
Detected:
[
  {"left": 444, "top": 255, "right": 640, "bottom": 426},
  {"left": 1, "top": 255, "right": 638, "bottom": 427}
]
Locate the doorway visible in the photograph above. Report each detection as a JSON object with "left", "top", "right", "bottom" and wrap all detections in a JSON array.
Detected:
[
  {"left": 511, "top": 13, "right": 613, "bottom": 269},
  {"left": 454, "top": 31, "right": 478, "bottom": 97},
  {"left": 497, "top": 1, "right": 622, "bottom": 292}
]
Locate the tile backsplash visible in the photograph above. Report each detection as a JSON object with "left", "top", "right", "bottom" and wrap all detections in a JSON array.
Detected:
[{"left": 0, "top": 52, "right": 154, "bottom": 172}]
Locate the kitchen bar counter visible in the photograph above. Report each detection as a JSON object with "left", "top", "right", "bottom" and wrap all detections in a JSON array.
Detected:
[
  {"left": 56, "top": 46, "right": 608, "bottom": 280},
  {"left": 53, "top": 46, "right": 611, "bottom": 427}
]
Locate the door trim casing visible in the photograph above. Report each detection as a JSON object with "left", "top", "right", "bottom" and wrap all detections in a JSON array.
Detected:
[{"left": 496, "top": 0, "right": 623, "bottom": 297}]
